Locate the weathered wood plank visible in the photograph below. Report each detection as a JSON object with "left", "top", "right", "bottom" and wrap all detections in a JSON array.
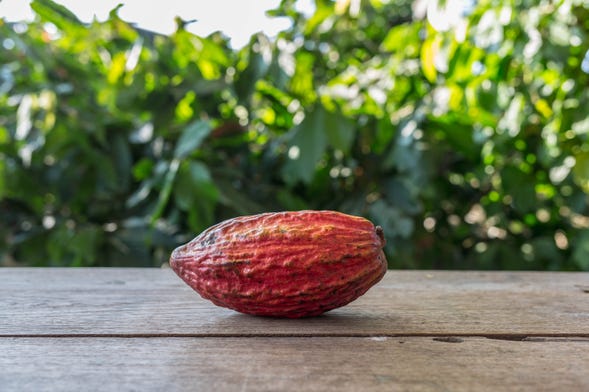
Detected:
[
  {"left": 1, "top": 337, "right": 588, "bottom": 392},
  {"left": 1, "top": 268, "right": 588, "bottom": 336}
]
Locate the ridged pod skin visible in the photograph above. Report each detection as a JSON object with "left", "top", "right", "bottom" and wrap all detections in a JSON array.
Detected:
[{"left": 169, "top": 210, "right": 388, "bottom": 318}]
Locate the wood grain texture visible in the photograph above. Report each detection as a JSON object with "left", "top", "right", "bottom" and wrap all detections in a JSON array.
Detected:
[
  {"left": 1, "top": 337, "right": 588, "bottom": 392},
  {"left": 1, "top": 268, "right": 588, "bottom": 336},
  {"left": 2, "top": 269, "right": 588, "bottom": 391}
]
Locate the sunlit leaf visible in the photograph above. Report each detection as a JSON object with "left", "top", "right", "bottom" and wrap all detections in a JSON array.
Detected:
[
  {"left": 30, "top": 0, "right": 83, "bottom": 32},
  {"left": 420, "top": 35, "right": 441, "bottom": 83},
  {"left": 305, "top": 1, "right": 334, "bottom": 34},
  {"left": 381, "top": 23, "right": 420, "bottom": 53},
  {"left": 534, "top": 98, "right": 553, "bottom": 119},
  {"left": 289, "top": 51, "right": 316, "bottom": 104}
]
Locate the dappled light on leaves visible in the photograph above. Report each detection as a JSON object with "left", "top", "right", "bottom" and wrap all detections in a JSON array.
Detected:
[{"left": 1, "top": 0, "right": 589, "bottom": 270}]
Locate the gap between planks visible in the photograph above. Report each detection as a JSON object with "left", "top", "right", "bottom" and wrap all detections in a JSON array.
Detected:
[{"left": 1, "top": 333, "right": 588, "bottom": 341}]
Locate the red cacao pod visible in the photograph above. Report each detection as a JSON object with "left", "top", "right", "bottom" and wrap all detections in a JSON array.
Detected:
[{"left": 169, "top": 210, "right": 387, "bottom": 318}]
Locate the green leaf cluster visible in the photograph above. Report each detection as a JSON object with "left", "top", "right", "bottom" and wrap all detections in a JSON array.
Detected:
[{"left": 1, "top": 0, "right": 589, "bottom": 270}]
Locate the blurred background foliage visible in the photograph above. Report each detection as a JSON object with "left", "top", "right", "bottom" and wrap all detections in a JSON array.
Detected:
[{"left": 1, "top": 0, "right": 589, "bottom": 270}]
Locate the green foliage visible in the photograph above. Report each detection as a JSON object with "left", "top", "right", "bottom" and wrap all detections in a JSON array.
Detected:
[{"left": 1, "top": 0, "right": 589, "bottom": 270}]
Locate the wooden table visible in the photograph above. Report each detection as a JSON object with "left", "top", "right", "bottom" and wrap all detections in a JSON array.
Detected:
[{"left": 1, "top": 268, "right": 588, "bottom": 391}]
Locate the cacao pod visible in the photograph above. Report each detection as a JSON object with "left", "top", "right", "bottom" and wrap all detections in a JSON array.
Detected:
[{"left": 170, "top": 210, "right": 387, "bottom": 318}]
